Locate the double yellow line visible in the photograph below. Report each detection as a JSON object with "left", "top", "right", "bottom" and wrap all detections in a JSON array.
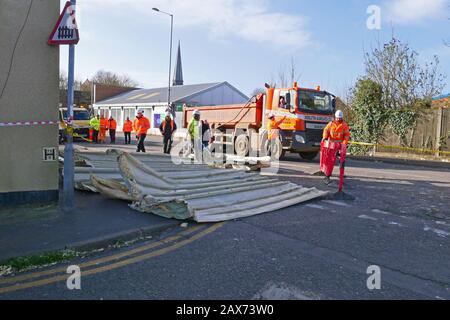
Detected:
[{"left": 0, "top": 223, "right": 224, "bottom": 295}]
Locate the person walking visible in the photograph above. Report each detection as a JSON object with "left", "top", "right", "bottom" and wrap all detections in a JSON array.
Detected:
[
  {"left": 108, "top": 116, "right": 117, "bottom": 144},
  {"left": 89, "top": 115, "right": 100, "bottom": 144},
  {"left": 134, "top": 110, "right": 150, "bottom": 153},
  {"left": 159, "top": 112, "right": 177, "bottom": 154},
  {"left": 122, "top": 117, "right": 133, "bottom": 145},
  {"left": 188, "top": 110, "right": 202, "bottom": 154}
]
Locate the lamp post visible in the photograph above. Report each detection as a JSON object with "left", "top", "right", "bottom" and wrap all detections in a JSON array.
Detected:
[{"left": 152, "top": 7, "right": 174, "bottom": 116}]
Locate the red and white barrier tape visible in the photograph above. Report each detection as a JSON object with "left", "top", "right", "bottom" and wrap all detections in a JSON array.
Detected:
[{"left": 0, "top": 121, "right": 58, "bottom": 127}]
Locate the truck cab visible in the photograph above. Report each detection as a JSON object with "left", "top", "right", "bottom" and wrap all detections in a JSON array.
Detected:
[{"left": 265, "top": 83, "right": 335, "bottom": 159}]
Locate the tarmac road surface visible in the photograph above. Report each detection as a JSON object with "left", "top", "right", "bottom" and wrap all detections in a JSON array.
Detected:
[{"left": 1, "top": 136, "right": 448, "bottom": 299}]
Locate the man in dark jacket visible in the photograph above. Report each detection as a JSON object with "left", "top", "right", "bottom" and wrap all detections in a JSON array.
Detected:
[{"left": 159, "top": 112, "right": 177, "bottom": 154}]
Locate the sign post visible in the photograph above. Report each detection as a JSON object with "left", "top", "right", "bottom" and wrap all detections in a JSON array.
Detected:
[{"left": 48, "top": 0, "right": 80, "bottom": 211}]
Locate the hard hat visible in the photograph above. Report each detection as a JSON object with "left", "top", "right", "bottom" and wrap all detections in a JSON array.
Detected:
[
  {"left": 137, "top": 109, "right": 144, "bottom": 114},
  {"left": 193, "top": 110, "right": 201, "bottom": 116},
  {"left": 165, "top": 112, "right": 172, "bottom": 117},
  {"left": 268, "top": 113, "right": 275, "bottom": 119},
  {"left": 335, "top": 110, "right": 344, "bottom": 119}
]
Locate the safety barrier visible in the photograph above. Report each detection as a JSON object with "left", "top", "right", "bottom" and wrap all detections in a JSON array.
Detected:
[{"left": 349, "top": 141, "right": 450, "bottom": 156}]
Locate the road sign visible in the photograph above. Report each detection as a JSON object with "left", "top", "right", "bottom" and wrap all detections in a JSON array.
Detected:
[{"left": 48, "top": 1, "right": 79, "bottom": 45}]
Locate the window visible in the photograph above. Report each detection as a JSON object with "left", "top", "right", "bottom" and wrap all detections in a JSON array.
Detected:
[{"left": 298, "top": 91, "right": 333, "bottom": 114}]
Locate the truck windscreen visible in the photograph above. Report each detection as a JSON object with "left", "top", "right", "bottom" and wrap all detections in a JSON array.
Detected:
[
  {"left": 62, "top": 110, "right": 90, "bottom": 121},
  {"left": 297, "top": 91, "right": 333, "bottom": 114}
]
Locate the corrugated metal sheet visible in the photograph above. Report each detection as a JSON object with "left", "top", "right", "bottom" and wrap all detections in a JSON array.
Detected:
[{"left": 74, "top": 151, "right": 327, "bottom": 222}]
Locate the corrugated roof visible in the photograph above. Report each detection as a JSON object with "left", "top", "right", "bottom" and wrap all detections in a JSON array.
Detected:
[
  {"left": 95, "top": 82, "right": 222, "bottom": 106},
  {"left": 73, "top": 151, "right": 327, "bottom": 223}
]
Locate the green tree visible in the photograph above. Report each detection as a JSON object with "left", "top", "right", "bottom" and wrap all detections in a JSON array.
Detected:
[{"left": 348, "top": 79, "right": 387, "bottom": 154}]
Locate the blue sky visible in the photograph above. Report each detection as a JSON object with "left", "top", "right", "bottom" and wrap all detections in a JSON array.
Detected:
[{"left": 60, "top": 0, "right": 450, "bottom": 97}]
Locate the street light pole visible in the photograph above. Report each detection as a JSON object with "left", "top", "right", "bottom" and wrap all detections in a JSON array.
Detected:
[
  {"left": 63, "top": 0, "right": 76, "bottom": 211},
  {"left": 153, "top": 8, "right": 174, "bottom": 117}
]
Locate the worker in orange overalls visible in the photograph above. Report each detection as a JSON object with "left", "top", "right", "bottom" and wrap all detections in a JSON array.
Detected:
[
  {"left": 322, "top": 110, "right": 351, "bottom": 145},
  {"left": 108, "top": 116, "right": 117, "bottom": 144},
  {"left": 267, "top": 113, "right": 287, "bottom": 157},
  {"left": 122, "top": 117, "right": 133, "bottom": 145},
  {"left": 321, "top": 110, "right": 351, "bottom": 184},
  {"left": 134, "top": 109, "right": 150, "bottom": 153},
  {"left": 99, "top": 114, "right": 108, "bottom": 143}
]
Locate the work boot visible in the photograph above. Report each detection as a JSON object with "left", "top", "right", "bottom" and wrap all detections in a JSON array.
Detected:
[{"left": 323, "top": 176, "right": 331, "bottom": 185}]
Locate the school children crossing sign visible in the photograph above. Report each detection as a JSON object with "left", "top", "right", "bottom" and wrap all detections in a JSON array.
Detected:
[{"left": 48, "top": 1, "right": 79, "bottom": 45}]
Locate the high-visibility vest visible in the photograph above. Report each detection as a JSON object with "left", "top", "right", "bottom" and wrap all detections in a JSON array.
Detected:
[
  {"left": 100, "top": 118, "right": 108, "bottom": 130},
  {"left": 134, "top": 116, "right": 150, "bottom": 136},
  {"left": 267, "top": 118, "right": 284, "bottom": 140},
  {"left": 323, "top": 120, "right": 351, "bottom": 144},
  {"left": 188, "top": 119, "right": 200, "bottom": 139},
  {"left": 89, "top": 117, "right": 100, "bottom": 131},
  {"left": 108, "top": 119, "right": 117, "bottom": 130},
  {"left": 123, "top": 120, "right": 133, "bottom": 133}
]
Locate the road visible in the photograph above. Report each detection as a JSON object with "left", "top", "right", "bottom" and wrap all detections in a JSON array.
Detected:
[{"left": 1, "top": 135, "right": 449, "bottom": 300}]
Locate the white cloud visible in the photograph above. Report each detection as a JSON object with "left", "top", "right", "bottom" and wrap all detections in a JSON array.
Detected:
[
  {"left": 78, "top": 0, "right": 311, "bottom": 50},
  {"left": 384, "top": 0, "right": 448, "bottom": 24}
]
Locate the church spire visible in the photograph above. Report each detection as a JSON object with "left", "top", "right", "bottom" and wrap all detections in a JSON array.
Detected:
[{"left": 173, "top": 41, "right": 184, "bottom": 86}]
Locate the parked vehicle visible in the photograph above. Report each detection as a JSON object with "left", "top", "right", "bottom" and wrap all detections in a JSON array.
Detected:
[
  {"left": 59, "top": 107, "right": 92, "bottom": 143},
  {"left": 183, "top": 83, "right": 336, "bottom": 160}
]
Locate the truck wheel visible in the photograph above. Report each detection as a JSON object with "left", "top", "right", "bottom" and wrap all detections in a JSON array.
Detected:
[
  {"left": 266, "top": 139, "right": 284, "bottom": 161},
  {"left": 235, "top": 135, "right": 249, "bottom": 157},
  {"left": 299, "top": 152, "right": 319, "bottom": 161}
]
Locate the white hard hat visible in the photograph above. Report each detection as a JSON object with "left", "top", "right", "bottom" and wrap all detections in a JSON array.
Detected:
[
  {"left": 165, "top": 112, "right": 172, "bottom": 117},
  {"left": 335, "top": 110, "right": 344, "bottom": 119},
  {"left": 137, "top": 109, "right": 144, "bottom": 114},
  {"left": 268, "top": 112, "right": 275, "bottom": 119},
  {"left": 193, "top": 110, "right": 201, "bottom": 116}
]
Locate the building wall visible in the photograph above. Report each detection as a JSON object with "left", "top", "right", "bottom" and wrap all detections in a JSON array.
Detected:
[{"left": 0, "top": 0, "right": 59, "bottom": 205}]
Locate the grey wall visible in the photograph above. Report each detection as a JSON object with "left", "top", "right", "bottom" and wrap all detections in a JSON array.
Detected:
[{"left": 0, "top": 0, "right": 59, "bottom": 204}]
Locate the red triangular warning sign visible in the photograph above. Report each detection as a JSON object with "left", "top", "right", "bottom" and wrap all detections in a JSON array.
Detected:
[{"left": 48, "top": 1, "right": 80, "bottom": 45}]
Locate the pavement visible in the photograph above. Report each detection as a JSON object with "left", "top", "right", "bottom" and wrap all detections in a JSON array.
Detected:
[
  {"left": 1, "top": 134, "right": 449, "bottom": 299},
  {"left": 0, "top": 191, "right": 179, "bottom": 262}
]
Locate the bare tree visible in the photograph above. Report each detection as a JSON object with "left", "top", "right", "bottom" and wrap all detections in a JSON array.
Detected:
[
  {"left": 365, "top": 37, "right": 446, "bottom": 110},
  {"left": 91, "top": 70, "right": 139, "bottom": 88},
  {"left": 274, "top": 56, "right": 301, "bottom": 88},
  {"left": 250, "top": 88, "right": 265, "bottom": 97}
]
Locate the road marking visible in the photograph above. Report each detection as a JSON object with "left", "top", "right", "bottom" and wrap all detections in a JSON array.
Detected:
[
  {"left": 371, "top": 209, "right": 392, "bottom": 215},
  {"left": 0, "top": 225, "right": 202, "bottom": 285},
  {"left": 322, "top": 200, "right": 350, "bottom": 207},
  {"left": 423, "top": 226, "right": 450, "bottom": 238},
  {"left": 305, "top": 204, "right": 326, "bottom": 210},
  {"left": 0, "top": 224, "right": 206, "bottom": 288},
  {"left": 358, "top": 215, "right": 378, "bottom": 221},
  {"left": 0, "top": 223, "right": 224, "bottom": 294}
]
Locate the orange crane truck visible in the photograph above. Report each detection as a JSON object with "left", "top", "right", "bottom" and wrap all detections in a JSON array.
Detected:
[{"left": 183, "top": 83, "right": 336, "bottom": 160}]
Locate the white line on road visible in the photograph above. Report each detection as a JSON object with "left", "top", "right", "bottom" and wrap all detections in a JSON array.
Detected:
[{"left": 358, "top": 215, "right": 378, "bottom": 221}]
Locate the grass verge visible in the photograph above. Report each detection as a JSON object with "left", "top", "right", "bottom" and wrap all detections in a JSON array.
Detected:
[{"left": 0, "top": 250, "right": 80, "bottom": 275}]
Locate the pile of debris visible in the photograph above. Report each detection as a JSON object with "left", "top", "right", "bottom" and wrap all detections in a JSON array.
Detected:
[{"left": 72, "top": 150, "right": 327, "bottom": 222}]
